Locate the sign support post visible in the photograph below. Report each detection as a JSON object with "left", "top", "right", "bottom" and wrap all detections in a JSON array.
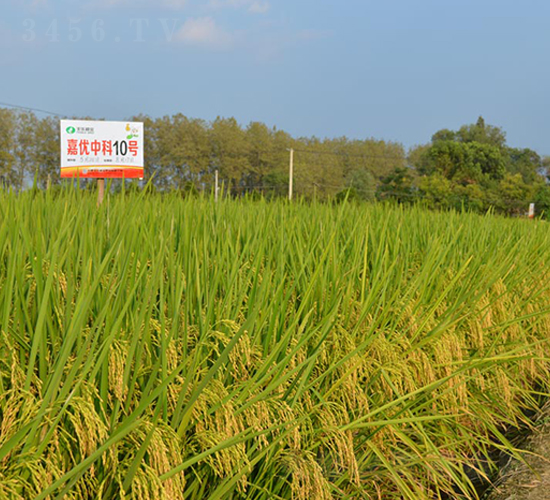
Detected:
[{"left": 97, "top": 179, "right": 105, "bottom": 207}]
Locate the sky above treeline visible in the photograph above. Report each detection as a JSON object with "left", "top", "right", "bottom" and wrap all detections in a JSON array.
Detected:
[{"left": 1, "top": 0, "right": 550, "bottom": 154}]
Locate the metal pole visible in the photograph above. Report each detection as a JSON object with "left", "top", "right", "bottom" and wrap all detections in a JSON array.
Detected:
[
  {"left": 215, "top": 169, "right": 219, "bottom": 202},
  {"left": 289, "top": 148, "right": 294, "bottom": 201}
]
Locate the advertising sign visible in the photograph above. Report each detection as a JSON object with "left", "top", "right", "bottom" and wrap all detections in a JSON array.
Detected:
[{"left": 60, "top": 120, "right": 144, "bottom": 179}]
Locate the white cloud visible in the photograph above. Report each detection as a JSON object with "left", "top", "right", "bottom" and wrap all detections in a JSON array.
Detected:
[
  {"left": 209, "top": 0, "right": 270, "bottom": 14},
  {"left": 176, "top": 17, "right": 234, "bottom": 49}
]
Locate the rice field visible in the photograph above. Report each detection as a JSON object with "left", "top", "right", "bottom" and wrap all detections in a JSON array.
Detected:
[{"left": 1, "top": 188, "right": 550, "bottom": 499}]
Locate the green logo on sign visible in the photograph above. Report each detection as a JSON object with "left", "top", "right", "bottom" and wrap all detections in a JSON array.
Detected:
[{"left": 66, "top": 127, "right": 76, "bottom": 134}]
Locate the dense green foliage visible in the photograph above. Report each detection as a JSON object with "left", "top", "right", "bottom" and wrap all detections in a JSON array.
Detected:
[
  {"left": 1, "top": 190, "right": 550, "bottom": 499},
  {"left": 411, "top": 117, "right": 550, "bottom": 216}
]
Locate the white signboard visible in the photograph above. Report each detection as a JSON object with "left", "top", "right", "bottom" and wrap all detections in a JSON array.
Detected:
[{"left": 60, "top": 120, "right": 144, "bottom": 179}]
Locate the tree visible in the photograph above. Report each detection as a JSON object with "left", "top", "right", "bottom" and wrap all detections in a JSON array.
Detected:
[
  {"left": 377, "top": 167, "right": 416, "bottom": 203},
  {"left": 131, "top": 114, "right": 166, "bottom": 189},
  {"left": 431, "top": 118, "right": 506, "bottom": 149},
  {"left": 209, "top": 117, "right": 250, "bottom": 194},
  {"left": 246, "top": 122, "right": 275, "bottom": 190},
  {"left": 432, "top": 129, "right": 457, "bottom": 143},
  {"left": 505, "top": 147, "right": 541, "bottom": 184},
  {"left": 346, "top": 168, "right": 376, "bottom": 201},
  {"left": 334, "top": 137, "right": 406, "bottom": 184},
  {"left": 0, "top": 109, "right": 17, "bottom": 187},
  {"left": 263, "top": 171, "right": 289, "bottom": 198},
  {"left": 452, "top": 183, "right": 488, "bottom": 213},
  {"left": 32, "top": 116, "right": 59, "bottom": 189},
  {"left": 426, "top": 140, "right": 506, "bottom": 184},
  {"left": 171, "top": 115, "right": 210, "bottom": 189},
  {"left": 142, "top": 114, "right": 210, "bottom": 191},
  {"left": 456, "top": 116, "right": 507, "bottom": 148},
  {"left": 14, "top": 111, "right": 38, "bottom": 190},
  {"left": 497, "top": 173, "right": 535, "bottom": 216},
  {"left": 534, "top": 184, "right": 550, "bottom": 218},
  {"left": 418, "top": 174, "right": 452, "bottom": 209}
]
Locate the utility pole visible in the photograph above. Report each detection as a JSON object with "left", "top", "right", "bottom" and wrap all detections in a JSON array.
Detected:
[
  {"left": 288, "top": 148, "right": 294, "bottom": 201},
  {"left": 215, "top": 169, "right": 219, "bottom": 202}
]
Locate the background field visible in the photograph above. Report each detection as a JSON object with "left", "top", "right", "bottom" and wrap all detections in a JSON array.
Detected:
[{"left": 1, "top": 189, "right": 550, "bottom": 499}]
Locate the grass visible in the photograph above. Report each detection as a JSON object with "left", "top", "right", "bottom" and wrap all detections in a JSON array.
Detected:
[{"left": 1, "top": 187, "right": 550, "bottom": 499}]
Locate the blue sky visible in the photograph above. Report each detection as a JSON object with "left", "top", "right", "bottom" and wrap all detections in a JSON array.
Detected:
[{"left": 1, "top": 0, "right": 550, "bottom": 154}]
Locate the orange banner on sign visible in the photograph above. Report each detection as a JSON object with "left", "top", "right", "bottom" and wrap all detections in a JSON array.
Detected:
[{"left": 60, "top": 166, "right": 144, "bottom": 179}]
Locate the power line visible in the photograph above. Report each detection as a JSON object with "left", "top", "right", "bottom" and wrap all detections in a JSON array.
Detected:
[{"left": 0, "top": 101, "right": 67, "bottom": 118}]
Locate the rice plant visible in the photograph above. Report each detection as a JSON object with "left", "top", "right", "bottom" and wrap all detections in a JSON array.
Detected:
[{"left": 1, "top": 187, "right": 550, "bottom": 499}]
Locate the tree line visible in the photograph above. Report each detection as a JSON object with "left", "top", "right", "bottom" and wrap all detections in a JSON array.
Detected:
[{"left": 1, "top": 108, "right": 549, "bottom": 216}]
